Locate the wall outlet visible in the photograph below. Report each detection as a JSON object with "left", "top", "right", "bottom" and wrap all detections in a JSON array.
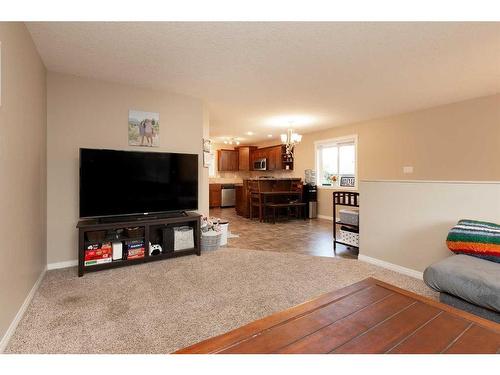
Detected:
[{"left": 403, "top": 166, "right": 414, "bottom": 174}]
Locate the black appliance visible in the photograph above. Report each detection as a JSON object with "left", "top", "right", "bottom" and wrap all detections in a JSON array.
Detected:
[
  {"left": 79, "top": 148, "right": 198, "bottom": 218},
  {"left": 303, "top": 184, "right": 318, "bottom": 219}
]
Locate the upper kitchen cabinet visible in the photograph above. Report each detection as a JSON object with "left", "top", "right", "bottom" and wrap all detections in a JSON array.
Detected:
[
  {"left": 236, "top": 146, "right": 257, "bottom": 171},
  {"left": 267, "top": 145, "right": 284, "bottom": 171},
  {"left": 218, "top": 149, "right": 239, "bottom": 171},
  {"left": 251, "top": 148, "right": 266, "bottom": 164}
]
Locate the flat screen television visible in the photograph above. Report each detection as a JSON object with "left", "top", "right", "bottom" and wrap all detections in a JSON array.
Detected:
[{"left": 79, "top": 148, "right": 198, "bottom": 218}]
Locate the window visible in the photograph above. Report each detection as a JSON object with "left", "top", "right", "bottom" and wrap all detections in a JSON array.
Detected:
[{"left": 315, "top": 135, "right": 357, "bottom": 188}]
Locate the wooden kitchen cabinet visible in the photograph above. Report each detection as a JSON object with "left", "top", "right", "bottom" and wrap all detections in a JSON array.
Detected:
[
  {"left": 209, "top": 184, "right": 222, "bottom": 208},
  {"left": 235, "top": 184, "right": 245, "bottom": 216},
  {"left": 237, "top": 146, "right": 257, "bottom": 171},
  {"left": 218, "top": 149, "right": 239, "bottom": 171},
  {"left": 267, "top": 145, "right": 284, "bottom": 170},
  {"left": 251, "top": 148, "right": 266, "bottom": 167}
]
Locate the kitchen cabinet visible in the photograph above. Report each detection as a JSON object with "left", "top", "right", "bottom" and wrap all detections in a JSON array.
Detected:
[
  {"left": 209, "top": 184, "right": 222, "bottom": 208},
  {"left": 251, "top": 145, "right": 285, "bottom": 171},
  {"left": 251, "top": 148, "right": 266, "bottom": 167},
  {"left": 267, "top": 145, "right": 284, "bottom": 171},
  {"left": 235, "top": 185, "right": 245, "bottom": 216},
  {"left": 218, "top": 149, "right": 239, "bottom": 171},
  {"left": 237, "top": 146, "right": 257, "bottom": 171}
]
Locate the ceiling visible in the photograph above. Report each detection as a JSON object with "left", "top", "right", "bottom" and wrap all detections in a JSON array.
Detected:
[{"left": 27, "top": 22, "right": 500, "bottom": 144}]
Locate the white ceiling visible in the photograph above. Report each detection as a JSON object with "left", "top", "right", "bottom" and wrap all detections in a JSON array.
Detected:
[{"left": 27, "top": 22, "right": 500, "bottom": 144}]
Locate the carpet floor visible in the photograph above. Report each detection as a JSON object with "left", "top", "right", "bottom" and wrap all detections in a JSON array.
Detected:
[{"left": 6, "top": 248, "right": 437, "bottom": 354}]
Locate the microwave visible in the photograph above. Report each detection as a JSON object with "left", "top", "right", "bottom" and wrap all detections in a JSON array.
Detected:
[{"left": 253, "top": 158, "right": 267, "bottom": 171}]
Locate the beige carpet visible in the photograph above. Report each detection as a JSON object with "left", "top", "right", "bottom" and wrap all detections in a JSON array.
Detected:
[{"left": 6, "top": 248, "right": 437, "bottom": 354}]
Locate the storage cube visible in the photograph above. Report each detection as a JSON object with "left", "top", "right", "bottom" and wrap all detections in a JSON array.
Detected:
[
  {"left": 174, "top": 226, "right": 194, "bottom": 251},
  {"left": 339, "top": 228, "right": 359, "bottom": 247},
  {"left": 339, "top": 209, "right": 359, "bottom": 226}
]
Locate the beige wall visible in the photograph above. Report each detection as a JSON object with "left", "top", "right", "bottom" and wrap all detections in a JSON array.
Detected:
[
  {"left": 359, "top": 181, "right": 500, "bottom": 273},
  {"left": 293, "top": 94, "right": 500, "bottom": 217},
  {"left": 0, "top": 23, "right": 47, "bottom": 344},
  {"left": 47, "top": 72, "right": 207, "bottom": 264}
]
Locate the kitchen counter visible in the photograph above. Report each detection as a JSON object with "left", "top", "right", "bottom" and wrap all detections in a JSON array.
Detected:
[
  {"left": 209, "top": 178, "right": 243, "bottom": 184},
  {"left": 245, "top": 177, "right": 301, "bottom": 181},
  {"left": 234, "top": 177, "right": 303, "bottom": 218}
]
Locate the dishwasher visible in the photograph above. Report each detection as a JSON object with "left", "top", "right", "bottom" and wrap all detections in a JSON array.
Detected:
[{"left": 221, "top": 184, "right": 236, "bottom": 207}]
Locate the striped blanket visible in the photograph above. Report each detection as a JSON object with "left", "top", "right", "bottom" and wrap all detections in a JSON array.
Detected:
[{"left": 446, "top": 219, "right": 500, "bottom": 263}]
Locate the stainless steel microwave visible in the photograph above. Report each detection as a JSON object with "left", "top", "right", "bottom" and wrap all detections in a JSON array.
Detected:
[{"left": 253, "top": 158, "right": 267, "bottom": 170}]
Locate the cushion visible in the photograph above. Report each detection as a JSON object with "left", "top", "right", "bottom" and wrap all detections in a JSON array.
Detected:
[
  {"left": 423, "top": 254, "right": 500, "bottom": 312},
  {"left": 446, "top": 219, "right": 500, "bottom": 263},
  {"left": 439, "top": 292, "right": 500, "bottom": 323}
]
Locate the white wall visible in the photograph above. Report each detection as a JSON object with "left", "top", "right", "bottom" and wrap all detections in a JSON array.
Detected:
[
  {"left": 47, "top": 72, "right": 208, "bottom": 265},
  {"left": 359, "top": 180, "right": 500, "bottom": 273}
]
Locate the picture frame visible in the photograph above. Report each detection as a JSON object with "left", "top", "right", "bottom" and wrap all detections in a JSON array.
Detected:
[
  {"left": 203, "top": 151, "right": 212, "bottom": 168},
  {"left": 203, "top": 138, "right": 211, "bottom": 152},
  {"left": 340, "top": 176, "right": 356, "bottom": 187},
  {"left": 128, "top": 110, "right": 160, "bottom": 147}
]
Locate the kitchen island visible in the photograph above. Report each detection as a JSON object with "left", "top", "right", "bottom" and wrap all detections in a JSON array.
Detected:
[{"left": 235, "top": 178, "right": 303, "bottom": 218}]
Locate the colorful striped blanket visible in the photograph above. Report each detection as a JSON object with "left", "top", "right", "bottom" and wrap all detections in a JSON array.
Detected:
[{"left": 446, "top": 219, "right": 500, "bottom": 263}]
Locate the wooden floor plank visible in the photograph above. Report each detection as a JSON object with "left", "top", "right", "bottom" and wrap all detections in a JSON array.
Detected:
[
  {"left": 277, "top": 293, "right": 415, "bottom": 354},
  {"left": 332, "top": 302, "right": 441, "bottom": 353},
  {"left": 444, "top": 324, "right": 500, "bottom": 354},
  {"left": 371, "top": 279, "right": 500, "bottom": 333},
  {"left": 175, "top": 278, "right": 377, "bottom": 354},
  {"left": 218, "top": 285, "right": 393, "bottom": 353},
  {"left": 387, "top": 312, "right": 470, "bottom": 354},
  {"left": 175, "top": 278, "right": 500, "bottom": 354}
]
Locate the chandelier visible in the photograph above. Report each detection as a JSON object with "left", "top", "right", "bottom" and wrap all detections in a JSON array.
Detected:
[{"left": 280, "top": 128, "right": 302, "bottom": 157}]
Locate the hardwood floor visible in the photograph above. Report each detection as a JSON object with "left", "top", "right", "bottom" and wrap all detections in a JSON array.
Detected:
[
  {"left": 176, "top": 278, "right": 500, "bottom": 354},
  {"left": 210, "top": 207, "right": 357, "bottom": 259}
]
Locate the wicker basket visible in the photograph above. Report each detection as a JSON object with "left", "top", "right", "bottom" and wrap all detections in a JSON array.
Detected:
[
  {"left": 86, "top": 230, "right": 106, "bottom": 243},
  {"left": 125, "top": 226, "right": 144, "bottom": 238},
  {"left": 201, "top": 231, "right": 222, "bottom": 251},
  {"left": 339, "top": 229, "right": 359, "bottom": 247}
]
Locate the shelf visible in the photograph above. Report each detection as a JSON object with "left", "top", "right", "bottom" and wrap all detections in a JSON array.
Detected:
[
  {"left": 83, "top": 248, "right": 198, "bottom": 272},
  {"left": 333, "top": 240, "right": 359, "bottom": 249},
  {"left": 334, "top": 221, "right": 359, "bottom": 229},
  {"left": 333, "top": 191, "right": 360, "bottom": 254},
  {"left": 84, "top": 235, "right": 145, "bottom": 246}
]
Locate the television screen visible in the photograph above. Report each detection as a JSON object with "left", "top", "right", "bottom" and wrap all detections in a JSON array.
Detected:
[{"left": 79, "top": 148, "right": 198, "bottom": 218}]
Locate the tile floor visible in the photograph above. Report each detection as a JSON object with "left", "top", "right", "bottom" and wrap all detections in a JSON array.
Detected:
[{"left": 209, "top": 207, "right": 357, "bottom": 259}]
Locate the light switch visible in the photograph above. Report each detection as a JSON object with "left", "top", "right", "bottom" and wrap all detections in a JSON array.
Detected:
[{"left": 403, "top": 166, "right": 414, "bottom": 174}]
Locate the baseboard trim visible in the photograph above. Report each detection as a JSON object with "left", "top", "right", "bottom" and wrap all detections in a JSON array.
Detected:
[
  {"left": 47, "top": 259, "right": 78, "bottom": 270},
  {"left": 0, "top": 267, "right": 46, "bottom": 353},
  {"left": 358, "top": 254, "right": 423, "bottom": 280},
  {"left": 318, "top": 215, "right": 333, "bottom": 221}
]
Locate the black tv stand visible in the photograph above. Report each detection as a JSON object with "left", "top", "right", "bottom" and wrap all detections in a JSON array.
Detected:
[
  {"left": 77, "top": 212, "right": 201, "bottom": 277},
  {"left": 98, "top": 211, "right": 188, "bottom": 224}
]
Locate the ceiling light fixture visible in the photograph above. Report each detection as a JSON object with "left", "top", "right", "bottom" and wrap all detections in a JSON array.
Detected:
[
  {"left": 224, "top": 137, "right": 240, "bottom": 146},
  {"left": 246, "top": 131, "right": 254, "bottom": 136},
  {"left": 280, "top": 125, "right": 302, "bottom": 158}
]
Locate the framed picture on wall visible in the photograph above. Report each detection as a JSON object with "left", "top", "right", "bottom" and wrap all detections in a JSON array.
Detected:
[
  {"left": 340, "top": 176, "right": 356, "bottom": 187},
  {"left": 128, "top": 110, "right": 160, "bottom": 147},
  {"left": 203, "top": 138, "right": 211, "bottom": 152},
  {"left": 203, "top": 151, "right": 212, "bottom": 168}
]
